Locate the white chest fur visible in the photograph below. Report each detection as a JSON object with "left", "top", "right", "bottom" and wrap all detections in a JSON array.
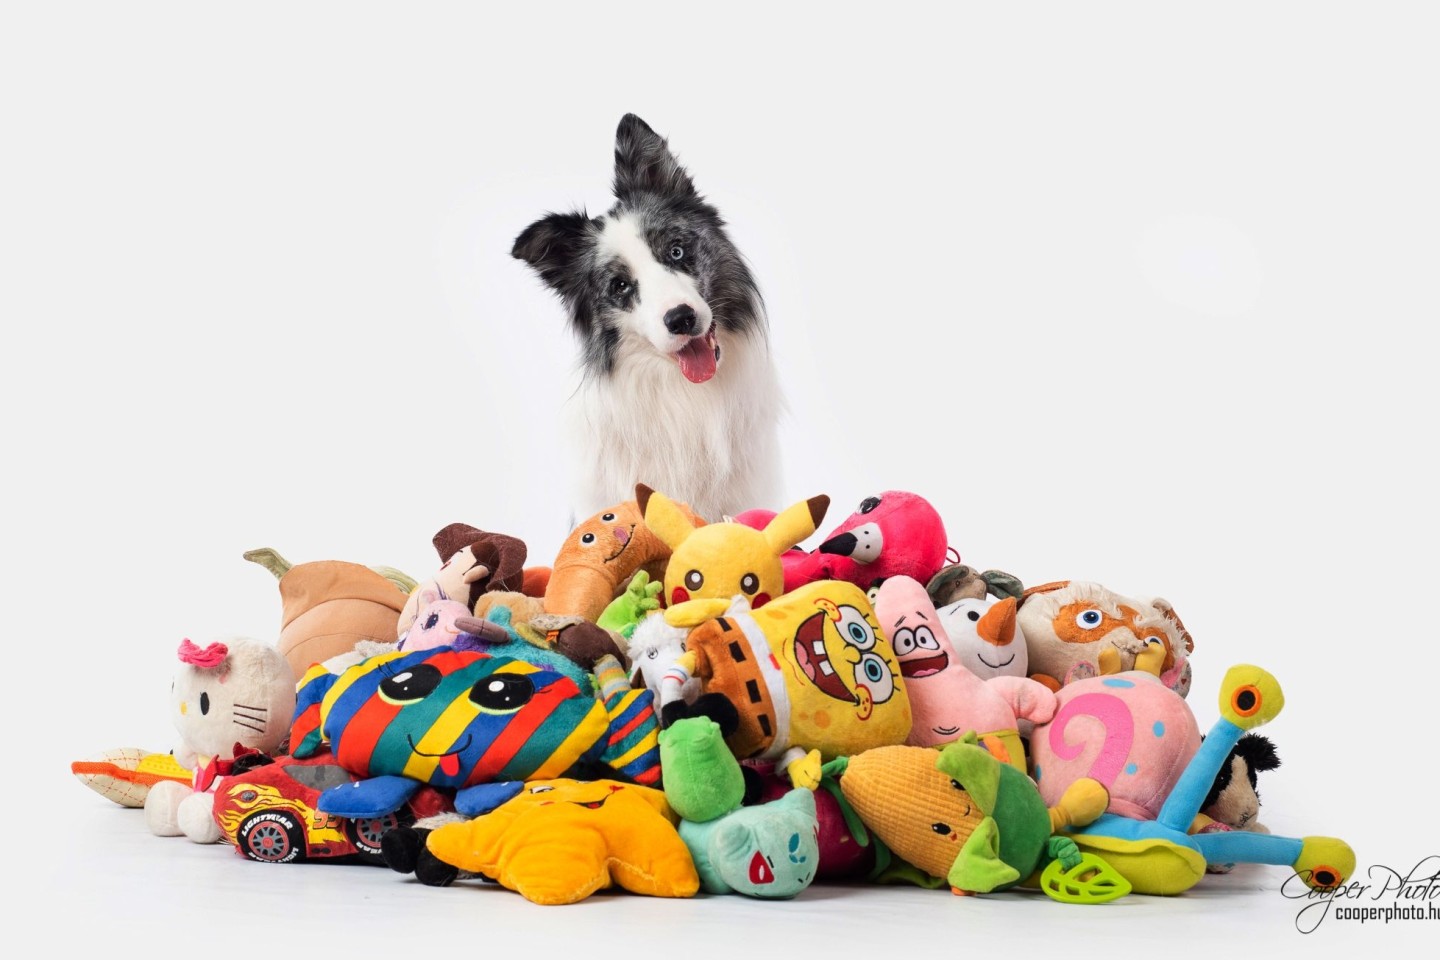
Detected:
[{"left": 565, "top": 329, "right": 783, "bottom": 522}]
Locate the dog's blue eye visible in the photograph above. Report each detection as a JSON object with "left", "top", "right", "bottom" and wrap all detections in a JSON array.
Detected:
[{"left": 669, "top": 244, "right": 684, "bottom": 261}]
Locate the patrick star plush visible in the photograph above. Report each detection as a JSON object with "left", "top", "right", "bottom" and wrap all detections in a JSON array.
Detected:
[{"left": 873, "top": 576, "right": 1056, "bottom": 771}]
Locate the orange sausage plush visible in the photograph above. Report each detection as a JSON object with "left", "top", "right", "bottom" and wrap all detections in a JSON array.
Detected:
[{"left": 543, "top": 496, "right": 705, "bottom": 622}]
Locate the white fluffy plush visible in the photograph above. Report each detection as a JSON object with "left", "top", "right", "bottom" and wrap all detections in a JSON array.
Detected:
[
  {"left": 144, "top": 636, "right": 295, "bottom": 843},
  {"left": 626, "top": 612, "right": 699, "bottom": 705}
]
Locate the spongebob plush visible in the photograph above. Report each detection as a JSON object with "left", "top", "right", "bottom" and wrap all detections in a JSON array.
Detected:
[{"left": 661, "top": 580, "right": 912, "bottom": 788}]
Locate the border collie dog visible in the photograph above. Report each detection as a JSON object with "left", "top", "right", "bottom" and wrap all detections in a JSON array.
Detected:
[{"left": 513, "top": 114, "right": 783, "bottom": 523}]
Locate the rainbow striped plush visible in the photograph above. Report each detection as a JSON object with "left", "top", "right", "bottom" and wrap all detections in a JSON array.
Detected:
[{"left": 291, "top": 647, "right": 659, "bottom": 791}]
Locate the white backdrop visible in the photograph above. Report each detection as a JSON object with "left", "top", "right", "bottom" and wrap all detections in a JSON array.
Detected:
[{"left": 4, "top": 2, "right": 1437, "bottom": 953}]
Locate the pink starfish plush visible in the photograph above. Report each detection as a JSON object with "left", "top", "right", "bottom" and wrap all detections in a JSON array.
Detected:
[{"left": 873, "top": 576, "right": 1056, "bottom": 770}]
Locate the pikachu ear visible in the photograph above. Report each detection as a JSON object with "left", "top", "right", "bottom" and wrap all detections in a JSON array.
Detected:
[
  {"left": 641, "top": 487, "right": 697, "bottom": 550},
  {"left": 762, "top": 495, "right": 830, "bottom": 556}
]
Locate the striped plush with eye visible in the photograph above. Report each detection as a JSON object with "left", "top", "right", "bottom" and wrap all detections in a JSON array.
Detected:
[{"left": 290, "top": 646, "right": 660, "bottom": 819}]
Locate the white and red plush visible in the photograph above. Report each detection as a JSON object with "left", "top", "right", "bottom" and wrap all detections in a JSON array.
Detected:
[{"left": 872, "top": 576, "right": 1054, "bottom": 770}]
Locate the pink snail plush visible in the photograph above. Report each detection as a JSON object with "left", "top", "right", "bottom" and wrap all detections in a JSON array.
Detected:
[{"left": 1028, "top": 671, "right": 1202, "bottom": 821}]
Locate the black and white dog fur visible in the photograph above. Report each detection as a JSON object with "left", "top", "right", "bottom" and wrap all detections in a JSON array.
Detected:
[{"left": 513, "top": 114, "right": 782, "bottom": 523}]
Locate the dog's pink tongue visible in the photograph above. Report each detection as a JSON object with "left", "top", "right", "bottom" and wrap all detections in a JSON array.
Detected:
[{"left": 676, "top": 335, "right": 717, "bottom": 384}]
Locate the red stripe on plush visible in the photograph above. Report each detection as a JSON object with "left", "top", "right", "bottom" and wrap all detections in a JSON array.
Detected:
[
  {"left": 467, "top": 686, "right": 569, "bottom": 784},
  {"left": 607, "top": 706, "right": 651, "bottom": 746}
]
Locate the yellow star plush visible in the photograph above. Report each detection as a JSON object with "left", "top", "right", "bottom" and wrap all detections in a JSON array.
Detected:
[{"left": 424, "top": 779, "right": 700, "bottom": 905}]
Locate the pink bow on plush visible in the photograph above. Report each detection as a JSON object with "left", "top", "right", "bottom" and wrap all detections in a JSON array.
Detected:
[{"left": 177, "top": 638, "right": 228, "bottom": 668}]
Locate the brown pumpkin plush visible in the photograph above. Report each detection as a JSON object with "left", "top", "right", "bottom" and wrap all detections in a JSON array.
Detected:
[
  {"left": 244, "top": 547, "right": 414, "bottom": 682},
  {"left": 543, "top": 497, "right": 705, "bottom": 622}
]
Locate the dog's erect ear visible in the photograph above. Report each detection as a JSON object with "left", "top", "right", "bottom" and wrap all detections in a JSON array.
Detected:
[
  {"left": 512, "top": 211, "right": 595, "bottom": 292},
  {"left": 613, "top": 114, "right": 697, "bottom": 201}
]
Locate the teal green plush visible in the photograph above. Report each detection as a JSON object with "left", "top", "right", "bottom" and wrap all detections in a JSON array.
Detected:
[{"left": 678, "top": 789, "right": 819, "bottom": 898}]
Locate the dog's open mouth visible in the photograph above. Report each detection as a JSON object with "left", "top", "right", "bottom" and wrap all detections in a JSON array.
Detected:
[{"left": 675, "top": 328, "right": 720, "bottom": 384}]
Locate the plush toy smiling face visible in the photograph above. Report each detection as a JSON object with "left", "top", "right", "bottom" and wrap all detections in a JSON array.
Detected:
[
  {"left": 300, "top": 648, "right": 609, "bottom": 789},
  {"left": 752, "top": 581, "right": 911, "bottom": 759},
  {"left": 935, "top": 595, "right": 1027, "bottom": 680},
  {"left": 570, "top": 503, "right": 643, "bottom": 565},
  {"left": 641, "top": 484, "right": 828, "bottom": 610},
  {"left": 790, "top": 600, "right": 897, "bottom": 716}
]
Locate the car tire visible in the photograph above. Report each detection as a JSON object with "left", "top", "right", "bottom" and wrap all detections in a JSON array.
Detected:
[
  {"left": 238, "top": 810, "right": 304, "bottom": 864},
  {"left": 347, "top": 811, "right": 406, "bottom": 864}
]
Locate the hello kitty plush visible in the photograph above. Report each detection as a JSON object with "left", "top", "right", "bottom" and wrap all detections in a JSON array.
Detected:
[{"left": 144, "top": 637, "right": 295, "bottom": 842}]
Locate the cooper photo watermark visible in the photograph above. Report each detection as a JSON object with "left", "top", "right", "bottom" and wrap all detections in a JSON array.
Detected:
[{"left": 1283, "top": 856, "right": 1440, "bottom": 934}]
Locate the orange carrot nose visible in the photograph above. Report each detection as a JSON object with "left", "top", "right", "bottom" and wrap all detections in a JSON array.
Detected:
[{"left": 976, "top": 597, "right": 1017, "bottom": 646}]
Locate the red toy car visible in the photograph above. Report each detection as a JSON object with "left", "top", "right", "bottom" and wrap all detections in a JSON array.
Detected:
[{"left": 213, "top": 750, "right": 452, "bottom": 864}]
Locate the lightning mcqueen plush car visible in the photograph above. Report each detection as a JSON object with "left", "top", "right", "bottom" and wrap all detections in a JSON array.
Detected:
[{"left": 213, "top": 749, "right": 453, "bottom": 864}]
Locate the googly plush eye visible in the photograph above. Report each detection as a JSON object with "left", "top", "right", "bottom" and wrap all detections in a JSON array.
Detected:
[
  {"left": 423, "top": 612, "right": 440, "bottom": 630},
  {"left": 380, "top": 665, "right": 443, "bottom": 705},
  {"left": 1076, "top": 608, "right": 1104, "bottom": 629},
  {"left": 601, "top": 513, "right": 616, "bottom": 522},
  {"left": 740, "top": 572, "right": 759, "bottom": 595},
  {"left": 853, "top": 653, "right": 895, "bottom": 704},
  {"left": 199, "top": 691, "right": 211, "bottom": 716},
  {"left": 914, "top": 626, "right": 941, "bottom": 651},
  {"left": 580, "top": 533, "right": 596, "bottom": 545},
  {"left": 469, "top": 673, "right": 535, "bottom": 713},
  {"left": 891, "top": 627, "right": 916, "bottom": 656},
  {"left": 858, "top": 496, "right": 881, "bottom": 514},
  {"left": 685, "top": 569, "right": 704, "bottom": 592},
  {"left": 836, "top": 605, "right": 876, "bottom": 650},
  {"left": 931, "top": 822, "right": 951, "bottom": 835}
]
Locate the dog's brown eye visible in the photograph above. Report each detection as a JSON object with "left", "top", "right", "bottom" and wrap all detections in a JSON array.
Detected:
[
  {"left": 740, "top": 573, "right": 759, "bottom": 595},
  {"left": 684, "top": 569, "right": 704, "bottom": 591}
]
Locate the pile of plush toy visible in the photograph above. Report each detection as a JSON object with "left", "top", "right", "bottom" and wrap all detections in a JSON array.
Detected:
[{"left": 71, "top": 487, "right": 1353, "bottom": 906}]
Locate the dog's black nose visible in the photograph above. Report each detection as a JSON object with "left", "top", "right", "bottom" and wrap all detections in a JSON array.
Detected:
[{"left": 664, "top": 305, "right": 699, "bottom": 336}]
